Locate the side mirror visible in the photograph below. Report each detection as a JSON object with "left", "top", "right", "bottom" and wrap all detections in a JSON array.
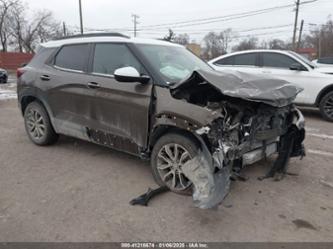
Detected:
[
  {"left": 289, "top": 63, "right": 306, "bottom": 71},
  {"left": 114, "top": 66, "right": 150, "bottom": 84}
]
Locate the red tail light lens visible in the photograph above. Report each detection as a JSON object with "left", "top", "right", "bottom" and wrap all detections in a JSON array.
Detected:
[{"left": 16, "top": 68, "right": 25, "bottom": 78}]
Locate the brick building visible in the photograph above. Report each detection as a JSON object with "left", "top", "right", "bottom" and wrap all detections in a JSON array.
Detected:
[{"left": 0, "top": 52, "right": 34, "bottom": 71}]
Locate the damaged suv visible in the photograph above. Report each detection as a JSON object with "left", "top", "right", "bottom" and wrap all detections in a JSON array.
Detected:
[{"left": 17, "top": 33, "right": 305, "bottom": 209}]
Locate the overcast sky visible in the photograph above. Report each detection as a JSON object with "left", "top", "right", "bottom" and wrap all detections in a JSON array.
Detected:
[{"left": 27, "top": 0, "right": 333, "bottom": 43}]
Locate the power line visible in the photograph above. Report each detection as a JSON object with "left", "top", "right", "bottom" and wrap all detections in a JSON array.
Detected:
[
  {"left": 136, "top": 1, "right": 319, "bottom": 30},
  {"left": 143, "top": 23, "right": 294, "bottom": 34},
  {"left": 138, "top": 29, "right": 294, "bottom": 39},
  {"left": 68, "top": 1, "right": 319, "bottom": 37},
  {"left": 80, "top": 2, "right": 316, "bottom": 32},
  {"left": 136, "top": 24, "right": 294, "bottom": 35},
  {"left": 139, "top": 5, "right": 293, "bottom": 29}
]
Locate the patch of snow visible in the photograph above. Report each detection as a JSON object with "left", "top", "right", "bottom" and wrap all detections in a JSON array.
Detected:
[{"left": 0, "top": 89, "right": 17, "bottom": 100}]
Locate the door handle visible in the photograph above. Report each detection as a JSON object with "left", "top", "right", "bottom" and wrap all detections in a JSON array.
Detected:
[
  {"left": 262, "top": 70, "right": 272, "bottom": 74},
  {"left": 87, "top": 82, "right": 100, "bottom": 89},
  {"left": 40, "top": 75, "right": 50, "bottom": 81}
]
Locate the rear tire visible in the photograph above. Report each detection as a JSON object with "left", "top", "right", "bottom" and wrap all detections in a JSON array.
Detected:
[
  {"left": 150, "top": 133, "right": 199, "bottom": 195},
  {"left": 319, "top": 91, "right": 333, "bottom": 122},
  {"left": 24, "top": 101, "right": 59, "bottom": 145}
]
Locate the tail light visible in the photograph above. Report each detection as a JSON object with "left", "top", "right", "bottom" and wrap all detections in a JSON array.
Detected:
[{"left": 16, "top": 68, "right": 25, "bottom": 79}]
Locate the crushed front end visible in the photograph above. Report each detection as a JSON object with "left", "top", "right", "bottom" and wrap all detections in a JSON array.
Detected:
[
  {"left": 164, "top": 70, "right": 306, "bottom": 209},
  {"left": 184, "top": 100, "right": 305, "bottom": 208}
]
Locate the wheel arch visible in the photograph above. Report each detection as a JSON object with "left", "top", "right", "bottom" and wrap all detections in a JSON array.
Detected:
[
  {"left": 315, "top": 84, "right": 333, "bottom": 106},
  {"left": 148, "top": 124, "right": 210, "bottom": 155},
  {"left": 20, "top": 93, "right": 56, "bottom": 130}
]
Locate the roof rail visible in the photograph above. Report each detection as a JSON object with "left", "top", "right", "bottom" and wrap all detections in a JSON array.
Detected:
[{"left": 55, "top": 32, "right": 130, "bottom": 40}]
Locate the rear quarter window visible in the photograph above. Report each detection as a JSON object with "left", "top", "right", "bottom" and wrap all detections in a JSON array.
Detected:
[
  {"left": 214, "top": 56, "right": 234, "bottom": 66},
  {"left": 28, "top": 47, "right": 56, "bottom": 67},
  {"left": 54, "top": 44, "right": 90, "bottom": 71}
]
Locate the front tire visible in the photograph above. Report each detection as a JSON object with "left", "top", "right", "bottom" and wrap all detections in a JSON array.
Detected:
[
  {"left": 24, "top": 101, "right": 59, "bottom": 145},
  {"left": 150, "top": 133, "right": 199, "bottom": 195},
  {"left": 319, "top": 91, "right": 333, "bottom": 122}
]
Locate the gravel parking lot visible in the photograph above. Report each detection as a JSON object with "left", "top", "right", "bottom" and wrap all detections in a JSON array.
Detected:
[{"left": 0, "top": 83, "right": 333, "bottom": 242}]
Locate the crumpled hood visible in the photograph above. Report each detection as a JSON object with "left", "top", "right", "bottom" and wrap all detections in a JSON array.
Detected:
[{"left": 170, "top": 69, "right": 303, "bottom": 107}]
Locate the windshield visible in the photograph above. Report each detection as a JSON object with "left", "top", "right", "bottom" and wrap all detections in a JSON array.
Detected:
[
  {"left": 137, "top": 44, "right": 212, "bottom": 84},
  {"left": 289, "top": 51, "right": 317, "bottom": 69}
]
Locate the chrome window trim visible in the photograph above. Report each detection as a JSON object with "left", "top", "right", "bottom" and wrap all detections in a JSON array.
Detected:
[{"left": 53, "top": 65, "right": 84, "bottom": 74}]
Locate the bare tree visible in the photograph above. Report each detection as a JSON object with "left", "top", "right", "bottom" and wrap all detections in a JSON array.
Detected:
[
  {"left": 203, "top": 32, "right": 221, "bottom": 59},
  {"left": 8, "top": 0, "right": 25, "bottom": 51},
  {"left": 20, "top": 10, "right": 62, "bottom": 53},
  {"left": 202, "top": 29, "right": 233, "bottom": 60},
  {"left": 232, "top": 37, "right": 258, "bottom": 52},
  {"left": 219, "top": 28, "right": 233, "bottom": 53},
  {"left": 304, "top": 18, "right": 333, "bottom": 57},
  {"left": 163, "top": 29, "right": 175, "bottom": 42},
  {"left": 173, "top": 33, "right": 190, "bottom": 45},
  {"left": 268, "top": 39, "right": 286, "bottom": 50},
  {"left": 0, "top": 0, "right": 18, "bottom": 51}
]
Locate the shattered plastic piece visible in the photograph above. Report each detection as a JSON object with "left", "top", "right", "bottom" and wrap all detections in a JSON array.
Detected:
[
  {"left": 258, "top": 126, "right": 298, "bottom": 181},
  {"left": 212, "top": 148, "right": 224, "bottom": 169},
  {"left": 182, "top": 152, "right": 231, "bottom": 209},
  {"left": 196, "top": 126, "right": 211, "bottom": 135},
  {"left": 130, "top": 186, "right": 169, "bottom": 206}
]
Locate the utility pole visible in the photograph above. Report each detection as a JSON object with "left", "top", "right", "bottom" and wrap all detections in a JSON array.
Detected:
[
  {"left": 292, "top": 0, "right": 300, "bottom": 50},
  {"left": 297, "top": 19, "right": 304, "bottom": 49},
  {"left": 63, "top": 22, "right": 67, "bottom": 37},
  {"left": 132, "top": 14, "right": 140, "bottom": 37},
  {"left": 318, "top": 29, "right": 322, "bottom": 58},
  {"left": 79, "top": 0, "right": 84, "bottom": 34}
]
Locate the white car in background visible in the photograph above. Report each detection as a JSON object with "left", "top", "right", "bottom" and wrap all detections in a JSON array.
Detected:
[
  {"left": 312, "top": 57, "right": 333, "bottom": 74},
  {"left": 209, "top": 50, "right": 333, "bottom": 121}
]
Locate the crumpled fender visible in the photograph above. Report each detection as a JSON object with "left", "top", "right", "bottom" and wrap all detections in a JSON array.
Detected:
[{"left": 153, "top": 86, "right": 223, "bottom": 130}]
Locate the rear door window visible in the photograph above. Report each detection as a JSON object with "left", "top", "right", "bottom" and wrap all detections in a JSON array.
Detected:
[
  {"left": 262, "top": 53, "right": 297, "bottom": 69},
  {"left": 54, "top": 44, "right": 90, "bottom": 71},
  {"left": 214, "top": 53, "right": 257, "bottom": 66},
  {"left": 92, "top": 43, "right": 145, "bottom": 75},
  {"left": 233, "top": 53, "right": 257, "bottom": 66}
]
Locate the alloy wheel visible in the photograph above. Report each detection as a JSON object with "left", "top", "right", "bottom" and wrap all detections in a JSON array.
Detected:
[
  {"left": 323, "top": 95, "right": 333, "bottom": 119},
  {"left": 156, "top": 143, "right": 192, "bottom": 191},
  {"left": 26, "top": 109, "right": 46, "bottom": 140}
]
